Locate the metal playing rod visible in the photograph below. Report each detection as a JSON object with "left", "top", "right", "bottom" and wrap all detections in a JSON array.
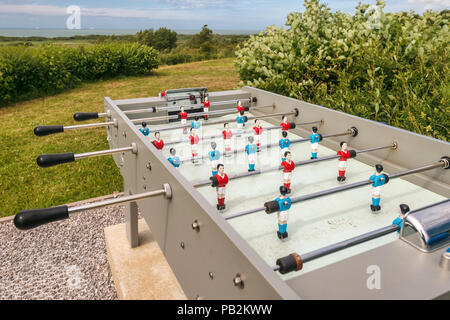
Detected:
[
  {"left": 73, "top": 98, "right": 256, "bottom": 121},
  {"left": 36, "top": 143, "right": 138, "bottom": 168},
  {"left": 184, "top": 126, "right": 328, "bottom": 166},
  {"left": 192, "top": 128, "right": 366, "bottom": 187},
  {"left": 272, "top": 198, "right": 450, "bottom": 274},
  {"left": 165, "top": 120, "right": 323, "bottom": 147},
  {"left": 126, "top": 99, "right": 255, "bottom": 115},
  {"left": 34, "top": 119, "right": 118, "bottom": 137},
  {"left": 130, "top": 104, "right": 269, "bottom": 124},
  {"left": 272, "top": 224, "right": 399, "bottom": 273},
  {"left": 14, "top": 184, "right": 172, "bottom": 230},
  {"left": 224, "top": 157, "right": 450, "bottom": 220},
  {"left": 147, "top": 109, "right": 299, "bottom": 133}
]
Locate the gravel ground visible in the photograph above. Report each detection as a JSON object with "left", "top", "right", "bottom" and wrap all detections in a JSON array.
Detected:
[{"left": 0, "top": 204, "right": 128, "bottom": 300}]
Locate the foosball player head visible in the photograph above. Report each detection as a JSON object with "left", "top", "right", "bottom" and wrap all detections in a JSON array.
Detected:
[
  {"left": 170, "top": 148, "right": 176, "bottom": 156},
  {"left": 282, "top": 130, "right": 288, "bottom": 138},
  {"left": 280, "top": 185, "right": 288, "bottom": 196},
  {"left": 211, "top": 141, "right": 217, "bottom": 150},
  {"left": 375, "top": 164, "right": 384, "bottom": 173},
  {"left": 399, "top": 203, "right": 410, "bottom": 215}
]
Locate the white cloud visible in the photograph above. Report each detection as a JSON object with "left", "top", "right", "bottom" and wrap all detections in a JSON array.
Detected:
[
  {"left": 162, "top": 0, "right": 231, "bottom": 9},
  {"left": 0, "top": 4, "right": 207, "bottom": 19},
  {"left": 408, "top": 0, "right": 450, "bottom": 10}
]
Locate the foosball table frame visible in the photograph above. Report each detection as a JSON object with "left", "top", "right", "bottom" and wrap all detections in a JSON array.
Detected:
[{"left": 102, "top": 86, "right": 450, "bottom": 300}]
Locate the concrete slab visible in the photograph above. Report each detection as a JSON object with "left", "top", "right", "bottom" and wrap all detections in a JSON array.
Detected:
[{"left": 104, "top": 219, "right": 186, "bottom": 300}]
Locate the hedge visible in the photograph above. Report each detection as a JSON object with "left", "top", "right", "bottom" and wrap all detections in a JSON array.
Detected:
[
  {"left": 235, "top": 0, "right": 449, "bottom": 141},
  {"left": 0, "top": 42, "right": 159, "bottom": 106}
]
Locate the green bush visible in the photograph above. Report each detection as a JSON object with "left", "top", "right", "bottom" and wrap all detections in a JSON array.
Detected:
[
  {"left": 0, "top": 43, "right": 159, "bottom": 106},
  {"left": 235, "top": 0, "right": 449, "bottom": 141},
  {"left": 136, "top": 28, "right": 178, "bottom": 51}
]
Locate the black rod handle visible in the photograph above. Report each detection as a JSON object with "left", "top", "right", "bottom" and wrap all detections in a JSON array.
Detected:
[
  {"left": 34, "top": 125, "right": 64, "bottom": 136},
  {"left": 37, "top": 153, "right": 75, "bottom": 168},
  {"left": 14, "top": 206, "right": 69, "bottom": 230},
  {"left": 74, "top": 112, "right": 98, "bottom": 121}
]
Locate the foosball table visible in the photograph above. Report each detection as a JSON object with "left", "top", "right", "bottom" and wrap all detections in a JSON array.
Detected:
[{"left": 16, "top": 86, "right": 450, "bottom": 299}]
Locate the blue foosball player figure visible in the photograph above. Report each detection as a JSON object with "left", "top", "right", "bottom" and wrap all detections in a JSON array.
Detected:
[
  {"left": 191, "top": 117, "right": 201, "bottom": 131},
  {"left": 275, "top": 186, "right": 292, "bottom": 240},
  {"left": 139, "top": 122, "right": 150, "bottom": 136},
  {"left": 369, "top": 164, "right": 389, "bottom": 212},
  {"left": 392, "top": 204, "right": 410, "bottom": 232},
  {"left": 309, "top": 126, "right": 322, "bottom": 159},
  {"left": 279, "top": 131, "right": 290, "bottom": 161},
  {"left": 264, "top": 186, "right": 292, "bottom": 240},
  {"left": 208, "top": 142, "right": 221, "bottom": 176},
  {"left": 245, "top": 136, "right": 258, "bottom": 172},
  {"left": 236, "top": 111, "right": 248, "bottom": 129},
  {"left": 167, "top": 148, "right": 181, "bottom": 168}
]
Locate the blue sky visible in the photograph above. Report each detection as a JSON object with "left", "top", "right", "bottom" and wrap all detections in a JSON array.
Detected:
[{"left": 0, "top": 0, "right": 448, "bottom": 31}]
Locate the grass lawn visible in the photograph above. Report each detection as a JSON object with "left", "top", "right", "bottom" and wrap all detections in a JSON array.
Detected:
[{"left": 0, "top": 58, "right": 239, "bottom": 217}]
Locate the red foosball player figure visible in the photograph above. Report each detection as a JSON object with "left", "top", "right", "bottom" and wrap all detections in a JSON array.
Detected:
[
  {"left": 222, "top": 123, "right": 233, "bottom": 156},
  {"left": 281, "top": 115, "right": 296, "bottom": 131},
  {"left": 203, "top": 96, "right": 210, "bottom": 120},
  {"left": 337, "top": 141, "right": 351, "bottom": 182},
  {"left": 236, "top": 100, "right": 245, "bottom": 113},
  {"left": 179, "top": 106, "right": 188, "bottom": 135},
  {"left": 211, "top": 164, "right": 229, "bottom": 211},
  {"left": 152, "top": 132, "right": 164, "bottom": 150},
  {"left": 253, "top": 119, "right": 263, "bottom": 152},
  {"left": 281, "top": 151, "right": 295, "bottom": 193},
  {"left": 189, "top": 128, "right": 200, "bottom": 163}
]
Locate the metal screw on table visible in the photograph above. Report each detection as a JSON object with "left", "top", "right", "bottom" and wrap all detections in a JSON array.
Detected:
[
  {"left": 180, "top": 242, "right": 185, "bottom": 249},
  {"left": 209, "top": 272, "right": 214, "bottom": 280},
  {"left": 233, "top": 274, "right": 244, "bottom": 288},
  {"left": 192, "top": 220, "right": 200, "bottom": 231}
]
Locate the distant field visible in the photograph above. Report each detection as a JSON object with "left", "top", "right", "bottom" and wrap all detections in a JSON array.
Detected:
[{"left": 0, "top": 58, "right": 239, "bottom": 217}]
